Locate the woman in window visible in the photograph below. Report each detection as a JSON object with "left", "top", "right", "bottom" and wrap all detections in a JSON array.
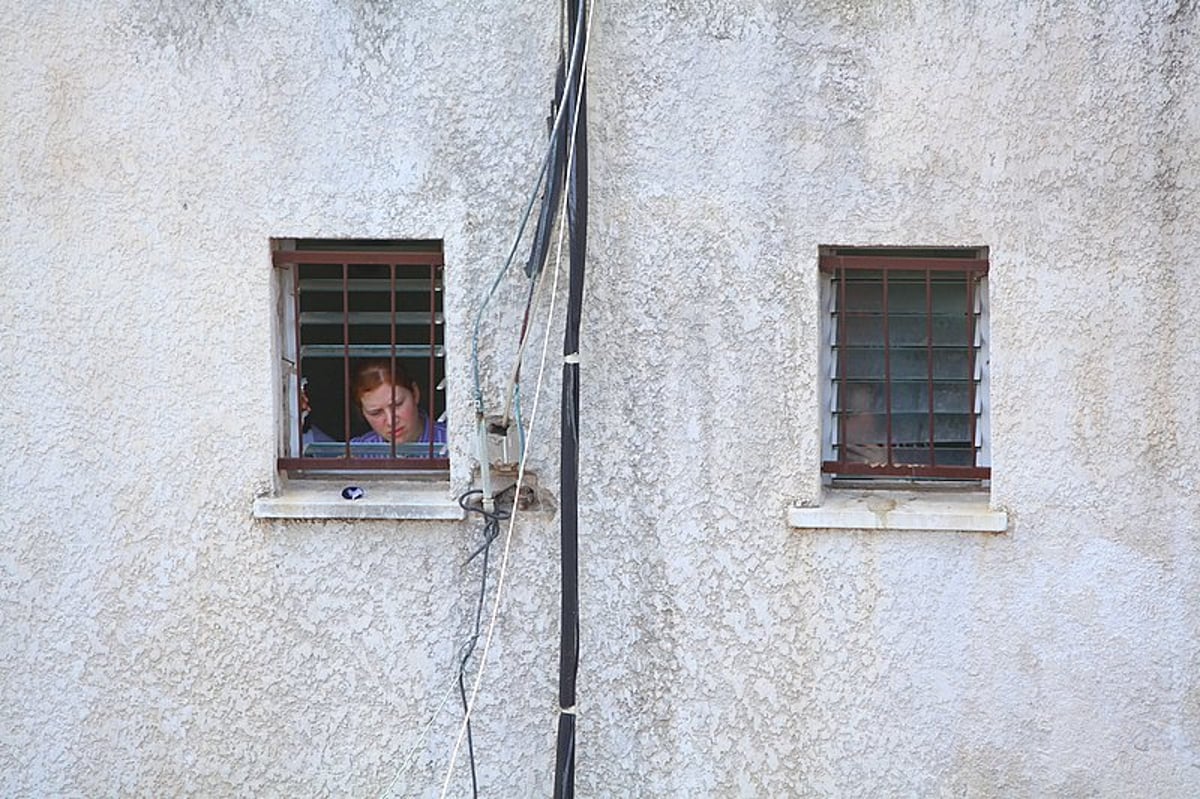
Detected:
[{"left": 350, "top": 359, "right": 447, "bottom": 452}]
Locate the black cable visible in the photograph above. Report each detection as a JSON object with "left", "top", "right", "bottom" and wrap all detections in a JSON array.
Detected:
[
  {"left": 524, "top": 56, "right": 568, "bottom": 280},
  {"left": 552, "top": 0, "right": 588, "bottom": 796},
  {"left": 455, "top": 488, "right": 512, "bottom": 799}
]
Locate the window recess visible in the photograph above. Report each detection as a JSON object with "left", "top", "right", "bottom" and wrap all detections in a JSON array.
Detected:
[
  {"left": 274, "top": 240, "right": 447, "bottom": 473},
  {"left": 820, "top": 247, "right": 990, "bottom": 481}
]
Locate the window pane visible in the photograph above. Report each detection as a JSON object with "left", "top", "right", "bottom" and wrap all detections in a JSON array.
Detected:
[
  {"left": 842, "top": 271, "right": 883, "bottom": 312},
  {"left": 932, "top": 381, "right": 970, "bottom": 413},
  {"left": 930, "top": 413, "right": 971, "bottom": 441},
  {"left": 889, "top": 349, "right": 929, "bottom": 379},
  {"left": 931, "top": 313, "right": 971, "bottom": 345},
  {"left": 931, "top": 444, "right": 975, "bottom": 466},
  {"left": 891, "top": 445, "right": 931, "bottom": 466},
  {"left": 889, "top": 381, "right": 928, "bottom": 414},
  {"left": 887, "top": 412, "right": 973, "bottom": 444},
  {"left": 841, "top": 347, "right": 884, "bottom": 379},
  {"left": 840, "top": 382, "right": 887, "bottom": 463},
  {"left": 842, "top": 314, "right": 883, "bottom": 345},
  {"left": 890, "top": 411, "right": 926, "bottom": 446},
  {"left": 885, "top": 271, "right": 927, "bottom": 313},
  {"left": 931, "top": 276, "right": 968, "bottom": 309},
  {"left": 887, "top": 315, "right": 929, "bottom": 346},
  {"left": 931, "top": 349, "right": 971, "bottom": 380}
]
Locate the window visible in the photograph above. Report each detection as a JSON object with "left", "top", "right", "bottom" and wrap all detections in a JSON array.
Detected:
[
  {"left": 273, "top": 239, "right": 448, "bottom": 473},
  {"left": 820, "top": 247, "right": 990, "bottom": 481}
]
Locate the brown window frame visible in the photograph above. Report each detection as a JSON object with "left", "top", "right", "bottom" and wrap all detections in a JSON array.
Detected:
[
  {"left": 274, "top": 240, "right": 448, "bottom": 474},
  {"left": 820, "top": 247, "right": 990, "bottom": 481}
]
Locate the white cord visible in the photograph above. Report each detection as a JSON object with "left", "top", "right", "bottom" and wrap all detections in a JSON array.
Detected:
[
  {"left": 375, "top": 673, "right": 462, "bottom": 798},
  {"left": 437, "top": 3, "right": 595, "bottom": 794}
]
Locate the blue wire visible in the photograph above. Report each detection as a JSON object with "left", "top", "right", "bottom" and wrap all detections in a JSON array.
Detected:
[{"left": 470, "top": 164, "right": 546, "bottom": 413}]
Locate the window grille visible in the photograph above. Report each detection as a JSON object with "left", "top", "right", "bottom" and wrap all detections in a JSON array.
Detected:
[
  {"left": 820, "top": 247, "right": 990, "bottom": 480},
  {"left": 274, "top": 240, "right": 448, "bottom": 472}
]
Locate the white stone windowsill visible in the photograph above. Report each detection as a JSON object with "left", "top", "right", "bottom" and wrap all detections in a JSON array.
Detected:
[
  {"left": 253, "top": 479, "right": 464, "bottom": 521},
  {"left": 788, "top": 489, "right": 1007, "bottom": 533}
]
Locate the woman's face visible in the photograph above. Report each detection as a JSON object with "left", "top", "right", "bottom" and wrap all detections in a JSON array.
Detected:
[{"left": 360, "top": 381, "right": 422, "bottom": 443}]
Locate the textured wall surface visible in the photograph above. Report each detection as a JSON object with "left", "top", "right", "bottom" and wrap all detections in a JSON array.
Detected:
[{"left": 3, "top": 1, "right": 1199, "bottom": 796}]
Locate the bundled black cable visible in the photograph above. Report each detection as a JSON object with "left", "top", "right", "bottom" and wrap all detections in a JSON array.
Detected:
[
  {"left": 525, "top": 58, "right": 568, "bottom": 281},
  {"left": 552, "top": 0, "right": 588, "bottom": 796}
]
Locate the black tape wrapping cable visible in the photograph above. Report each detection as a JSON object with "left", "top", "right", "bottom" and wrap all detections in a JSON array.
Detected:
[
  {"left": 552, "top": 0, "right": 587, "bottom": 796},
  {"left": 525, "top": 58, "right": 568, "bottom": 280}
]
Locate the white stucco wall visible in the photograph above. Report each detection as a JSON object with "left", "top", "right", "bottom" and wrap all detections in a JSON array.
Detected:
[{"left": 3, "top": 1, "right": 1198, "bottom": 796}]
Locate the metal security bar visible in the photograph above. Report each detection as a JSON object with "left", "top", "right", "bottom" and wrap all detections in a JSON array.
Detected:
[
  {"left": 274, "top": 246, "right": 448, "bottom": 472},
  {"left": 820, "top": 250, "right": 990, "bottom": 480}
]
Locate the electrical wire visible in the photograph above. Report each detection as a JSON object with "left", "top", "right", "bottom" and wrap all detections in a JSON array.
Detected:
[
  {"left": 375, "top": 487, "right": 516, "bottom": 799},
  {"left": 552, "top": 0, "right": 589, "bottom": 792},
  {"left": 375, "top": 674, "right": 462, "bottom": 798},
  {"left": 471, "top": 4, "right": 592, "bottom": 414},
  {"left": 454, "top": 488, "right": 511, "bottom": 799},
  {"left": 437, "top": 7, "right": 595, "bottom": 792},
  {"left": 470, "top": 196, "right": 539, "bottom": 412},
  {"left": 501, "top": 255, "right": 549, "bottom": 429},
  {"left": 440, "top": 183, "right": 565, "bottom": 799}
]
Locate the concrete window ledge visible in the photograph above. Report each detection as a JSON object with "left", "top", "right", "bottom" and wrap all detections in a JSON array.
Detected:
[
  {"left": 253, "top": 480, "right": 464, "bottom": 521},
  {"left": 788, "top": 489, "right": 1007, "bottom": 533}
]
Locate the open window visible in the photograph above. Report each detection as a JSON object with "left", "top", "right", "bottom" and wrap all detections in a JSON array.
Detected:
[
  {"left": 820, "top": 246, "right": 990, "bottom": 482},
  {"left": 273, "top": 239, "right": 448, "bottom": 474}
]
